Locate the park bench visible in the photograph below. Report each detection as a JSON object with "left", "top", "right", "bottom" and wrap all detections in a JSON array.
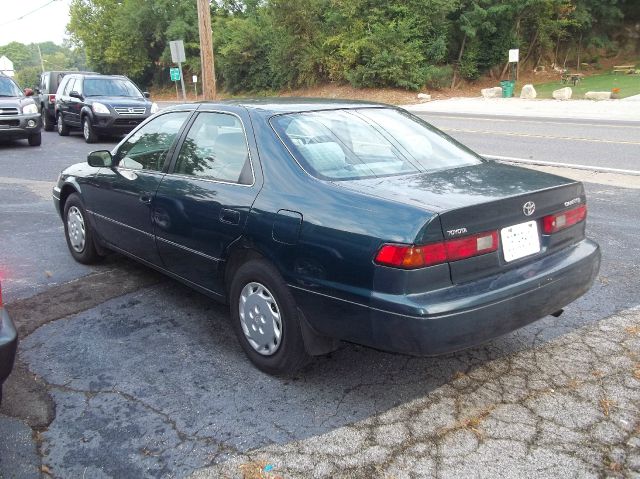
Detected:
[{"left": 612, "top": 65, "right": 635, "bottom": 74}]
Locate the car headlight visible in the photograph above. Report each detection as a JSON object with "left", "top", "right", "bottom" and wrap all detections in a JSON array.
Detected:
[
  {"left": 22, "top": 103, "right": 38, "bottom": 115},
  {"left": 92, "top": 102, "right": 110, "bottom": 114},
  {"left": 150, "top": 102, "right": 159, "bottom": 114}
]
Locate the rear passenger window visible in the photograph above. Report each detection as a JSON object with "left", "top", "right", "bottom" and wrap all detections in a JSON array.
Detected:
[{"left": 173, "top": 112, "right": 252, "bottom": 185}]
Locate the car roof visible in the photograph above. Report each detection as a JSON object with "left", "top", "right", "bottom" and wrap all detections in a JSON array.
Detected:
[
  {"left": 194, "top": 97, "right": 391, "bottom": 114},
  {"left": 65, "top": 74, "right": 128, "bottom": 80}
]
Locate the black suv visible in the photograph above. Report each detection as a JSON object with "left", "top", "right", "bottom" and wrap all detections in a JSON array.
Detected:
[
  {"left": 37, "top": 70, "right": 96, "bottom": 131},
  {"left": 0, "top": 74, "right": 42, "bottom": 146},
  {"left": 55, "top": 74, "right": 157, "bottom": 143}
]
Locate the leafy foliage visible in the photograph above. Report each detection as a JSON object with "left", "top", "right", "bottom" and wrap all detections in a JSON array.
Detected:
[{"left": 61, "top": 0, "right": 638, "bottom": 92}]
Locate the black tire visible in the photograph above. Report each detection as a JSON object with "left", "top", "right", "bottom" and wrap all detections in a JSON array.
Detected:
[
  {"left": 57, "top": 113, "right": 69, "bottom": 136},
  {"left": 63, "top": 193, "right": 101, "bottom": 264},
  {"left": 42, "top": 108, "right": 54, "bottom": 132},
  {"left": 229, "top": 259, "right": 310, "bottom": 375},
  {"left": 82, "top": 116, "right": 98, "bottom": 143},
  {"left": 28, "top": 132, "right": 41, "bottom": 146}
]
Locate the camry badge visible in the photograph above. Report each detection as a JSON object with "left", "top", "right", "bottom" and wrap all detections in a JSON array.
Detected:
[{"left": 523, "top": 201, "right": 536, "bottom": 216}]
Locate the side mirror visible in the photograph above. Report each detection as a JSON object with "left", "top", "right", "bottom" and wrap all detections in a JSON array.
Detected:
[
  {"left": 24, "top": 88, "right": 34, "bottom": 97},
  {"left": 70, "top": 90, "right": 82, "bottom": 100},
  {"left": 143, "top": 91, "right": 150, "bottom": 98},
  {"left": 87, "top": 150, "right": 113, "bottom": 168}
]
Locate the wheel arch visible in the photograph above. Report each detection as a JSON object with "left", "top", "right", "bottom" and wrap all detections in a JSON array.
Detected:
[
  {"left": 223, "top": 237, "right": 339, "bottom": 356},
  {"left": 58, "top": 181, "right": 82, "bottom": 217}
]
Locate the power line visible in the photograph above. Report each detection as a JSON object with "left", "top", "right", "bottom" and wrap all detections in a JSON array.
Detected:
[{"left": 0, "top": 0, "right": 59, "bottom": 27}]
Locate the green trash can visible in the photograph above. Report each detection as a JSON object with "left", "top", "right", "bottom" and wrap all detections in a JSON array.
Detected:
[{"left": 500, "top": 80, "right": 515, "bottom": 98}]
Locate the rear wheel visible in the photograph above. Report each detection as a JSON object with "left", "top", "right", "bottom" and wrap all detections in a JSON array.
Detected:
[
  {"left": 230, "top": 259, "right": 310, "bottom": 375},
  {"left": 28, "top": 132, "right": 41, "bottom": 146},
  {"left": 63, "top": 193, "right": 101, "bottom": 264},
  {"left": 82, "top": 117, "right": 98, "bottom": 143},
  {"left": 57, "top": 113, "right": 69, "bottom": 136},
  {"left": 42, "top": 108, "right": 54, "bottom": 131}
]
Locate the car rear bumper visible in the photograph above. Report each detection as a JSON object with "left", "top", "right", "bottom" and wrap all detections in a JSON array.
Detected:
[
  {"left": 0, "top": 113, "right": 42, "bottom": 139},
  {"left": 0, "top": 307, "right": 18, "bottom": 394},
  {"left": 291, "top": 238, "right": 601, "bottom": 356}
]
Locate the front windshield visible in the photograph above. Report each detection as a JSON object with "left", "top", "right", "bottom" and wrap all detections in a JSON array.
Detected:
[
  {"left": 0, "top": 76, "right": 23, "bottom": 97},
  {"left": 271, "top": 108, "right": 482, "bottom": 181},
  {"left": 83, "top": 78, "right": 142, "bottom": 98}
]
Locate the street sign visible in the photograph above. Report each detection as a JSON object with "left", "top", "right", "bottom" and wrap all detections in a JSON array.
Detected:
[
  {"left": 192, "top": 75, "right": 198, "bottom": 83},
  {"left": 169, "top": 40, "right": 186, "bottom": 64},
  {"left": 170, "top": 68, "right": 181, "bottom": 81},
  {"left": 509, "top": 49, "right": 520, "bottom": 63}
]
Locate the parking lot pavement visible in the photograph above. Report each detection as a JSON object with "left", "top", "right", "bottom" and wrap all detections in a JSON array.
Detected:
[
  {"left": 0, "top": 178, "right": 637, "bottom": 478},
  {"left": 1, "top": 128, "right": 639, "bottom": 478},
  {"left": 192, "top": 306, "right": 640, "bottom": 479}
]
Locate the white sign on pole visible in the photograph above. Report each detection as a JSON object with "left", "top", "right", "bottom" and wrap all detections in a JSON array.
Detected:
[
  {"left": 508, "top": 49, "right": 520, "bottom": 63},
  {"left": 192, "top": 75, "right": 198, "bottom": 83},
  {"left": 169, "top": 40, "right": 186, "bottom": 64},
  {"left": 0, "top": 56, "right": 15, "bottom": 77}
]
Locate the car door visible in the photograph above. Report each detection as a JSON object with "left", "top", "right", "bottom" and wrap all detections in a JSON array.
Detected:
[
  {"left": 66, "top": 77, "right": 83, "bottom": 127},
  {"left": 154, "top": 107, "right": 261, "bottom": 294},
  {"left": 56, "top": 76, "right": 70, "bottom": 121},
  {"left": 87, "top": 110, "right": 193, "bottom": 265}
]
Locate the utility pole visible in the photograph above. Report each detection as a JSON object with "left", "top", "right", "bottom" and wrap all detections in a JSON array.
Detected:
[
  {"left": 196, "top": 0, "right": 216, "bottom": 100},
  {"left": 36, "top": 44, "right": 45, "bottom": 72}
]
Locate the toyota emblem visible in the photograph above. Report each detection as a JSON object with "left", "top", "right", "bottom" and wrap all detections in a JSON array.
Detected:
[
  {"left": 128, "top": 108, "right": 134, "bottom": 113},
  {"left": 523, "top": 201, "right": 536, "bottom": 216}
]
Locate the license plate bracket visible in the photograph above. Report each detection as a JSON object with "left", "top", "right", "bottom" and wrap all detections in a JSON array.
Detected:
[{"left": 501, "top": 220, "right": 540, "bottom": 262}]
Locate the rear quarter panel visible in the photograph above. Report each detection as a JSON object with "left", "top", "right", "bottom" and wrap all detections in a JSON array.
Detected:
[{"left": 246, "top": 110, "right": 442, "bottom": 305}]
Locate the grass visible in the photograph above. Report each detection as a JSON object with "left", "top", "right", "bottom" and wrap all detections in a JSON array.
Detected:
[{"left": 532, "top": 71, "right": 640, "bottom": 99}]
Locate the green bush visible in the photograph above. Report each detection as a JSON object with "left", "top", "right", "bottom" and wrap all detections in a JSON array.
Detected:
[
  {"left": 424, "top": 65, "right": 453, "bottom": 89},
  {"left": 342, "top": 21, "right": 427, "bottom": 90}
]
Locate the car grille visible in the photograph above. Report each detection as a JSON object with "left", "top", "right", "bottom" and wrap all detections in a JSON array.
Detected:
[
  {"left": 0, "top": 119, "right": 19, "bottom": 127},
  {"left": 114, "top": 107, "right": 146, "bottom": 115},
  {"left": 0, "top": 108, "right": 19, "bottom": 116},
  {"left": 114, "top": 118, "right": 143, "bottom": 126}
]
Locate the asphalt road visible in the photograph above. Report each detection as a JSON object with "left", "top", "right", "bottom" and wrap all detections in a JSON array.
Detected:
[
  {"left": 0, "top": 120, "right": 639, "bottom": 478},
  {"left": 416, "top": 113, "right": 640, "bottom": 173}
]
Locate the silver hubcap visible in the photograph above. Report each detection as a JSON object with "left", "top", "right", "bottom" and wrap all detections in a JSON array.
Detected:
[
  {"left": 67, "top": 206, "right": 86, "bottom": 253},
  {"left": 239, "top": 282, "right": 282, "bottom": 356},
  {"left": 83, "top": 120, "right": 89, "bottom": 139}
]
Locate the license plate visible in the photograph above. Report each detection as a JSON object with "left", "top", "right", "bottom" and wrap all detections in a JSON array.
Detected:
[{"left": 501, "top": 220, "right": 540, "bottom": 262}]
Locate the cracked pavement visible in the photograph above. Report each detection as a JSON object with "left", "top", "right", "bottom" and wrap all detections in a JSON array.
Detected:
[
  {"left": 1, "top": 131, "right": 639, "bottom": 478},
  {"left": 192, "top": 307, "right": 640, "bottom": 478}
]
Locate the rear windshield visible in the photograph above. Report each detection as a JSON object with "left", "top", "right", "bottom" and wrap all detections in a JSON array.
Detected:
[
  {"left": 0, "top": 76, "right": 23, "bottom": 97},
  {"left": 83, "top": 78, "right": 142, "bottom": 98},
  {"left": 271, "top": 108, "right": 482, "bottom": 181}
]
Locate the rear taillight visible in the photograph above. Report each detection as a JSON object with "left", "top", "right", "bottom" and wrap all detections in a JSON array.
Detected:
[
  {"left": 542, "top": 205, "right": 586, "bottom": 234},
  {"left": 375, "top": 230, "right": 498, "bottom": 269},
  {"left": 49, "top": 94, "right": 56, "bottom": 103}
]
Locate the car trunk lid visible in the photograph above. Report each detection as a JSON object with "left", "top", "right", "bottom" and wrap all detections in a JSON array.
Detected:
[{"left": 339, "top": 161, "right": 586, "bottom": 283}]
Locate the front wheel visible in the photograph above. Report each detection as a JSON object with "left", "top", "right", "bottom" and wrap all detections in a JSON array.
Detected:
[
  {"left": 82, "top": 117, "right": 98, "bottom": 143},
  {"left": 230, "top": 259, "right": 310, "bottom": 375},
  {"left": 28, "top": 132, "right": 41, "bottom": 146},
  {"left": 63, "top": 193, "right": 101, "bottom": 264}
]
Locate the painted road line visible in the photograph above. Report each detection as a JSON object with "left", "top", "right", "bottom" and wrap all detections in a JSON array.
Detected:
[
  {"left": 484, "top": 154, "right": 640, "bottom": 176},
  {"left": 416, "top": 114, "right": 640, "bottom": 130},
  {"left": 444, "top": 128, "right": 640, "bottom": 145}
]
